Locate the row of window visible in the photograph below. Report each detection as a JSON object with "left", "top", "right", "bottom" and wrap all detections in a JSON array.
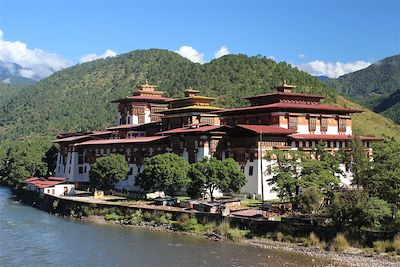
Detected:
[{"left": 288, "top": 117, "right": 347, "bottom": 132}]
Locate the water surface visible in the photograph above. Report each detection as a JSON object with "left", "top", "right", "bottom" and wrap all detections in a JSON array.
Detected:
[{"left": 0, "top": 186, "right": 336, "bottom": 267}]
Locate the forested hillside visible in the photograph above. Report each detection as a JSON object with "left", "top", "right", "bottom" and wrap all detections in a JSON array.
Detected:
[
  {"left": 0, "top": 49, "right": 399, "bottom": 141},
  {"left": 325, "top": 54, "right": 400, "bottom": 124}
]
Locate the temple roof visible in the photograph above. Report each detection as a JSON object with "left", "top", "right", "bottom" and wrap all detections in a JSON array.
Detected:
[
  {"left": 214, "top": 102, "right": 363, "bottom": 116},
  {"left": 234, "top": 124, "right": 296, "bottom": 135},
  {"left": 77, "top": 136, "right": 168, "bottom": 146},
  {"left": 157, "top": 125, "right": 228, "bottom": 135},
  {"left": 111, "top": 82, "right": 173, "bottom": 103},
  {"left": 157, "top": 105, "right": 222, "bottom": 114},
  {"left": 245, "top": 91, "right": 325, "bottom": 100},
  {"left": 106, "top": 122, "right": 161, "bottom": 131}
]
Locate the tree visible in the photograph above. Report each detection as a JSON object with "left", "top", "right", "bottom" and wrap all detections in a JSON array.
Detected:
[
  {"left": 361, "top": 197, "right": 392, "bottom": 229},
  {"left": 347, "top": 136, "right": 369, "bottom": 187},
  {"left": 89, "top": 154, "right": 129, "bottom": 191},
  {"left": 297, "top": 187, "right": 323, "bottom": 221},
  {"left": 187, "top": 157, "right": 246, "bottom": 201},
  {"left": 268, "top": 150, "right": 340, "bottom": 207},
  {"left": 135, "top": 153, "right": 190, "bottom": 196}
]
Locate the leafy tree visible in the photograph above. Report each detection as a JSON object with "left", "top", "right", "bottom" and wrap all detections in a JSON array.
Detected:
[
  {"left": 89, "top": 154, "right": 129, "bottom": 191},
  {"left": 135, "top": 153, "right": 190, "bottom": 196},
  {"left": 361, "top": 197, "right": 392, "bottom": 229},
  {"left": 297, "top": 187, "right": 323, "bottom": 220},
  {"left": 347, "top": 136, "right": 369, "bottom": 187},
  {"left": 187, "top": 157, "right": 246, "bottom": 201},
  {"left": 43, "top": 145, "right": 58, "bottom": 176},
  {"left": 363, "top": 139, "right": 400, "bottom": 215},
  {"left": 268, "top": 150, "right": 339, "bottom": 204}
]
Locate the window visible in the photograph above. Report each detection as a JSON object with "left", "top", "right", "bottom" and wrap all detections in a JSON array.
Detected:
[
  {"left": 338, "top": 118, "right": 347, "bottom": 132},
  {"left": 79, "top": 166, "right": 83, "bottom": 174},
  {"left": 78, "top": 153, "right": 84, "bottom": 164},
  {"left": 288, "top": 116, "right": 298, "bottom": 130},
  {"left": 309, "top": 117, "right": 317, "bottom": 131},
  {"left": 321, "top": 118, "right": 328, "bottom": 132},
  {"left": 248, "top": 166, "right": 254, "bottom": 176}
]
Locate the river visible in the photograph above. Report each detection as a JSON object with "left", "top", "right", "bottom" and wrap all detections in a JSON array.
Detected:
[{"left": 0, "top": 186, "right": 338, "bottom": 267}]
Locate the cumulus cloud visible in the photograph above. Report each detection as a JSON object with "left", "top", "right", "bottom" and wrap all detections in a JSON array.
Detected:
[
  {"left": 79, "top": 49, "right": 117, "bottom": 63},
  {"left": 298, "top": 54, "right": 305, "bottom": 59},
  {"left": 214, "top": 45, "right": 230, "bottom": 59},
  {"left": 0, "top": 29, "right": 70, "bottom": 80},
  {"left": 297, "top": 60, "right": 371, "bottom": 78},
  {"left": 176, "top": 46, "right": 205, "bottom": 64}
]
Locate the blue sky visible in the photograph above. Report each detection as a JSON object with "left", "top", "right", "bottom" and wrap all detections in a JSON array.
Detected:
[{"left": 0, "top": 0, "right": 399, "bottom": 79}]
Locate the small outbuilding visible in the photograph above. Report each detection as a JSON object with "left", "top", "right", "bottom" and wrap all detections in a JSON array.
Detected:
[{"left": 25, "top": 177, "right": 76, "bottom": 196}]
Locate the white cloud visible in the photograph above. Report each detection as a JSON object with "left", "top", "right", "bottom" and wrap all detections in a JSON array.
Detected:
[
  {"left": 297, "top": 60, "right": 371, "bottom": 78},
  {"left": 214, "top": 45, "right": 230, "bottom": 59},
  {"left": 79, "top": 49, "right": 117, "bottom": 63},
  {"left": 298, "top": 54, "right": 305, "bottom": 59},
  {"left": 0, "top": 29, "right": 70, "bottom": 80},
  {"left": 176, "top": 46, "right": 205, "bottom": 64}
]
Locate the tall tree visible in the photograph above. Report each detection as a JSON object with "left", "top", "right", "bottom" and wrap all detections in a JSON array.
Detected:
[
  {"left": 135, "top": 153, "right": 190, "bottom": 196},
  {"left": 187, "top": 157, "right": 246, "bottom": 201},
  {"left": 89, "top": 154, "right": 129, "bottom": 191}
]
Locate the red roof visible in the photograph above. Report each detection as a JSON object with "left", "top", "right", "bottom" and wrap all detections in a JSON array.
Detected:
[
  {"left": 289, "top": 134, "right": 384, "bottom": 141},
  {"left": 215, "top": 102, "right": 363, "bottom": 115},
  {"left": 235, "top": 124, "right": 296, "bottom": 135},
  {"left": 48, "top": 177, "right": 67, "bottom": 181},
  {"left": 157, "top": 125, "right": 227, "bottom": 135},
  {"left": 25, "top": 178, "right": 66, "bottom": 189},
  {"left": 245, "top": 92, "right": 325, "bottom": 99},
  {"left": 25, "top": 177, "right": 40, "bottom": 183},
  {"left": 77, "top": 136, "right": 168, "bottom": 146},
  {"left": 106, "top": 122, "right": 160, "bottom": 131},
  {"left": 53, "top": 134, "right": 92, "bottom": 143}
]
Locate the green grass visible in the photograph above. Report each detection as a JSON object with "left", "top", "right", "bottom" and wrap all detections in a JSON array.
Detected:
[
  {"left": 176, "top": 196, "right": 191, "bottom": 201},
  {"left": 337, "top": 96, "right": 400, "bottom": 141}
]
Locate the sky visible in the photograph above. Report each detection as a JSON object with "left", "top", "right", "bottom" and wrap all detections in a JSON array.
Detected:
[{"left": 0, "top": 0, "right": 399, "bottom": 80}]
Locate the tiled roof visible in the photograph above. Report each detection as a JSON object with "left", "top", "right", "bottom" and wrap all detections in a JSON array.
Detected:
[
  {"left": 106, "top": 122, "right": 160, "bottom": 131},
  {"left": 157, "top": 125, "right": 227, "bottom": 135},
  {"left": 214, "top": 102, "right": 363, "bottom": 115},
  {"left": 53, "top": 134, "right": 92, "bottom": 143},
  {"left": 77, "top": 136, "right": 168, "bottom": 146},
  {"left": 235, "top": 124, "right": 296, "bottom": 135}
]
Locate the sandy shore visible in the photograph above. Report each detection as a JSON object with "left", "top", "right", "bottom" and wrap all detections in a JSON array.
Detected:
[{"left": 78, "top": 215, "right": 399, "bottom": 267}]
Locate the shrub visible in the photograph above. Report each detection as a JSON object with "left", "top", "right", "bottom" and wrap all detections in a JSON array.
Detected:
[
  {"left": 177, "top": 213, "right": 190, "bottom": 223},
  {"left": 215, "top": 220, "right": 231, "bottom": 236},
  {"left": 175, "top": 217, "right": 200, "bottom": 232},
  {"left": 81, "top": 206, "right": 94, "bottom": 217},
  {"left": 128, "top": 210, "right": 143, "bottom": 225},
  {"left": 373, "top": 240, "right": 390, "bottom": 254},
  {"left": 105, "top": 213, "right": 123, "bottom": 221},
  {"left": 274, "top": 232, "right": 285, "bottom": 242},
  {"left": 158, "top": 213, "right": 173, "bottom": 224},
  {"left": 305, "top": 232, "right": 321, "bottom": 247},
  {"left": 392, "top": 234, "right": 400, "bottom": 254},
  {"left": 330, "top": 233, "right": 349, "bottom": 252},
  {"left": 227, "top": 228, "right": 249, "bottom": 242}
]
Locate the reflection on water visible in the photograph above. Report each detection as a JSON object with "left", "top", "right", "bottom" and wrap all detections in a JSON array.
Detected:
[{"left": 0, "top": 187, "right": 336, "bottom": 267}]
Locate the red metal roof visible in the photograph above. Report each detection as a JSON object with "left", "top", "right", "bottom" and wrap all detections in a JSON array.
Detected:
[
  {"left": 157, "top": 125, "right": 227, "bottom": 135},
  {"left": 48, "top": 177, "right": 67, "bottom": 181},
  {"left": 77, "top": 136, "right": 168, "bottom": 146},
  {"left": 289, "top": 134, "right": 384, "bottom": 141},
  {"left": 235, "top": 124, "right": 296, "bottom": 135},
  {"left": 245, "top": 92, "right": 325, "bottom": 99},
  {"left": 26, "top": 178, "right": 66, "bottom": 189},
  {"left": 215, "top": 102, "right": 363, "bottom": 115},
  {"left": 25, "top": 177, "right": 40, "bottom": 183}
]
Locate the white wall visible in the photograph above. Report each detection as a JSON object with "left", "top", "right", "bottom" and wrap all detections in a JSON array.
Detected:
[
  {"left": 114, "top": 164, "right": 142, "bottom": 191},
  {"left": 144, "top": 107, "right": 151, "bottom": 123}
]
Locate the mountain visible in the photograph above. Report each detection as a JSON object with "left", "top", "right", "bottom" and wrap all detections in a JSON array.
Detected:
[
  {"left": 325, "top": 55, "right": 400, "bottom": 124},
  {"left": 317, "top": 75, "right": 329, "bottom": 81},
  {"left": 0, "top": 49, "right": 399, "bottom": 141},
  {"left": 0, "top": 60, "right": 37, "bottom": 84}
]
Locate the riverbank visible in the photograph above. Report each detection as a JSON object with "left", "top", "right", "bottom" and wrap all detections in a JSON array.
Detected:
[
  {"left": 16, "top": 189, "right": 400, "bottom": 267},
  {"left": 78, "top": 214, "right": 399, "bottom": 267}
]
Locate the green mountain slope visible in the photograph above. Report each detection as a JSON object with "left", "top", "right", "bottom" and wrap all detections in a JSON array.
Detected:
[
  {"left": 0, "top": 49, "right": 399, "bottom": 141},
  {"left": 325, "top": 54, "right": 400, "bottom": 124}
]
